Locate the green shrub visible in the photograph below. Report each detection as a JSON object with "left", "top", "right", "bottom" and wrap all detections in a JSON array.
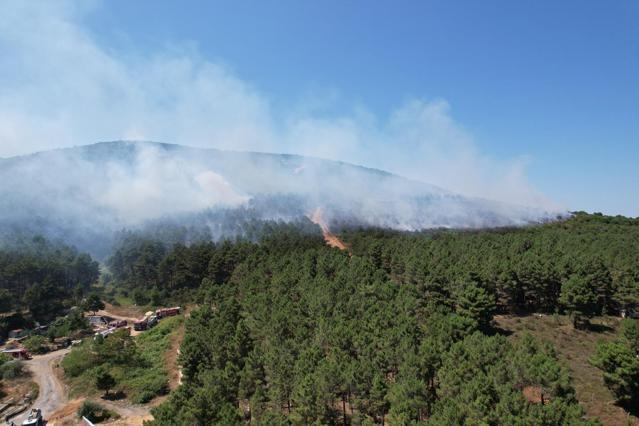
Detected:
[
  {"left": 47, "top": 310, "right": 91, "bottom": 339},
  {"left": 23, "top": 335, "right": 48, "bottom": 354},
  {"left": 0, "top": 353, "right": 11, "bottom": 368},
  {"left": 1, "top": 360, "right": 26, "bottom": 379},
  {"left": 61, "top": 343, "right": 96, "bottom": 377},
  {"left": 128, "top": 373, "right": 168, "bottom": 403},
  {"left": 77, "top": 401, "right": 118, "bottom": 422},
  {"left": 132, "top": 288, "right": 149, "bottom": 305},
  {"left": 63, "top": 315, "right": 182, "bottom": 404},
  {"left": 95, "top": 367, "right": 117, "bottom": 396}
]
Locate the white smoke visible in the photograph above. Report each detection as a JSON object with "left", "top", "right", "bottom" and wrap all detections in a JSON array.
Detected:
[
  {"left": 98, "top": 146, "right": 248, "bottom": 223},
  {"left": 0, "top": 0, "right": 558, "bottom": 210}
]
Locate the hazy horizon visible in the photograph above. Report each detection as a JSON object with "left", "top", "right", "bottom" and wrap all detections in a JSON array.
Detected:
[{"left": 1, "top": 1, "right": 637, "bottom": 216}]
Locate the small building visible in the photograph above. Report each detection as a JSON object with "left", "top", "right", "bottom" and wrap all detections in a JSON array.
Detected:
[
  {"left": 156, "top": 307, "right": 181, "bottom": 318},
  {"left": 33, "top": 325, "right": 48, "bottom": 335},
  {"left": 87, "top": 316, "right": 109, "bottom": 327},
  {"left": 8, "top": 329, "right": 27, "bottom": 339},
  {"left": 1, "top": 347, "right": 31, "bottom": 360}
]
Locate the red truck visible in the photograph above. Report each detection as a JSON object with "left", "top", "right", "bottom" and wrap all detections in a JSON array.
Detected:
[
  {"left": 155, "top": 307, "right": 181, "bottom": 319},
  {"left": 108, "top": 319, "right": 127, "bottom": 328},
  {"left": 133, "top": 318, "right": 148, "bottom": 331}
]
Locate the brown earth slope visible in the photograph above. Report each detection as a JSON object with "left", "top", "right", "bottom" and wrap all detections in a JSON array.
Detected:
[{"left": 495, "top": 314, "right": 638, "bottom": 426}]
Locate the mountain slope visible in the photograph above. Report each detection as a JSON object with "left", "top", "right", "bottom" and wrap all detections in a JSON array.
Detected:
[{"left": 0, "top": 141, "right": 561, "bottom": 255}]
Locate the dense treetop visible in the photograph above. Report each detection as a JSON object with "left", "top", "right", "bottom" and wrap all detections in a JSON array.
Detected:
[
  {"left": 0, "top": 235, "right": 99, "bottom": 323},
  {"left": 134, "top": 213, "right": 639, "bottom": 424}
]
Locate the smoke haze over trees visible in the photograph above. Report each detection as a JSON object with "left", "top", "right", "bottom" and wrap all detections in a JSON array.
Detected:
[
  {"left": 0, "top": 141, "right": 563, "bottom": 259},
  {"left": 137, "top": 212, "right": 639, "bottom": 424},
  {"left": 0, "top": 1, "right": 561, "bottom": 212}
]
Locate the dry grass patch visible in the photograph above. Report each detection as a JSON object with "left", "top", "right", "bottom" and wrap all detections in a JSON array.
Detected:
[{"left": 495, "top": 314, "right": 638, "bottom": 426}]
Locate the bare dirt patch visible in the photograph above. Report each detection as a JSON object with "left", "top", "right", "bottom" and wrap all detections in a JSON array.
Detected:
[
  {"left": 164, "top": 321, "right": 185, "bottom": 391},
  {"left": 46, "top": 398, "right": 84, "bottom": 425},
  {"left": 1, "top": 375, "right": 38, "bottom": 420},
  {"left": 99, "top": 302, "right": 145, "bottom": 321},
  {"left": 46, "top": 397, "right": 153, "bottom": 426},
  {"left": 522, "top": 386, "right": 548, "bottom": 405}
]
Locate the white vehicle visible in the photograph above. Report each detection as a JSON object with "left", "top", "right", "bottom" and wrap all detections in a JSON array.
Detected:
[
  {"left": 147, "top": 315, "right": 158, "bottom": 328},
  {"left": 22, "top": 408, "right": 42, "bottom": 426}
]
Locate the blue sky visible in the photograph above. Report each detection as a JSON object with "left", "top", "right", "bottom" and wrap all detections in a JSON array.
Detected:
[{"left": 1, "top": 1, "right": 637, "bottom": 215}]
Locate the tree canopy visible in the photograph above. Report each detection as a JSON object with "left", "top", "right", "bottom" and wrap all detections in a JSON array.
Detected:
[{"left": 136, "top": 213, "right": 639, "bottom": 425}]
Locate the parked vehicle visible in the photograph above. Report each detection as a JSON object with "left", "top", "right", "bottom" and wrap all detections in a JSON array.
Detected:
[
  {"left": 132, "top": 307, "right": 180, "bottom": 332},
  {"left": 94, "top": 328, "right": 117, "bottom": 340},
  {"left": 21, "top": 408, "right": 42, "bottom": 426},
  {"left": 52, "top": 337, "right": 71, "bottom": 350},
  {"left": 108, "top": 319, "right": 127, "bottom": 328},
  {"left": 155, "top": 307, "right": 181, "bottom": 318},
  {"left": 147, "top": 315, "right": 158, "bottom": 328},
  {"left": 133, "top": 318, "right": 148, "bottom": 331}
]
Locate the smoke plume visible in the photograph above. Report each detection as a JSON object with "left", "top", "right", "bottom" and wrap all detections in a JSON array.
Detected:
[{"left": 0, "top": 0, "right": 558, "bottom": 211}]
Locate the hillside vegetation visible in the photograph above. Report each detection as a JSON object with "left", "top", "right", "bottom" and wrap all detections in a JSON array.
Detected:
[
  {"left": 496, "top": 314, "right": 638, "bottom": 425},
  {"left": 93, "top": 212, "right": 636, "bottom": 425},
  {"left": 0, "top": 236, "right": 99, "bottom": 334},
  {"left": 61, "top": 315, "right": 183, "bottom": 404},
  {"left": 3, "top": 212, "right": 637, "bottom": 424}
]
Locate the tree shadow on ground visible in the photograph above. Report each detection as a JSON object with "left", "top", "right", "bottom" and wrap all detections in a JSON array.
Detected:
[
  {"left": 488, "top": 325, "right": 513, "bottom": 337},
  {"left": 584, "top": 322, "right": 614, "bottom": 333},
  {"left": 101, "top": 390, "right": 126, "bottom": 401},
  {"left": 618, "top": 399, "right": 639, "bottom": 419}
]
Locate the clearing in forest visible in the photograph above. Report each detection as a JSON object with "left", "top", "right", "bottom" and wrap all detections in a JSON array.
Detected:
[{"left": 495, "top": 314, "right": 638, "bottom": 426}]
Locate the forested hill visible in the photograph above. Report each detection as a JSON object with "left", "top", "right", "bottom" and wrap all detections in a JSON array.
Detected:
[
  {"left": 108, "top": 212, "right": 639, "bottom": 319},
  {"left": 0, "top": 141, "right": 562, "bottom": 258},
  {"left": 343, "top": 212, "right": 639, "bottom": 317},
  {"left": 0, "top": 236, "right": 99, "bottom": 323},
  {"left": 99, "top": 212, "right": 639, "bottom": 424}
]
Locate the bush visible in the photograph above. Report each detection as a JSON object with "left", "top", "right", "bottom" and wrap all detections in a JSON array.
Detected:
[
  {"left": 77, "top": 401, "right": 118, "bottom": 423},
  {"left": 95, "top": 368, "right": 117, "bottom": 396},
  {"left": 61, "top": 343, "right": 96, "bottom": 377},
  {"left": 132, "top": 288, "right": 149, "bottom": 306},
  {"left": 0, "top": 353, "right": 11, "bottom": 368},
  {"left": 128, "top": 373, "right": 168, "bottom": 403},
  {"left": 23, "top": 335, "right": 48, "bottom": 354},
  {"left": 1, "top": 360, "right": 26, "bottom": 379},
  {"left": 47, "top": 310, "right": 91, "bottom": 339},
  {"left": 63, "top": 314, "right": 182, "bottom": 404}
]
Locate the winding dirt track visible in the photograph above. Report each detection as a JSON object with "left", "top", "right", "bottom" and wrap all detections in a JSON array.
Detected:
[
  {"left": 10, "top": 308, "right": 170, "bottom": 424},
  {"left": 95, "top": 309, "right": 139, "bottom": 324},
  {"left": 13, "top": 348, "right": 71, "bottom": 424}
]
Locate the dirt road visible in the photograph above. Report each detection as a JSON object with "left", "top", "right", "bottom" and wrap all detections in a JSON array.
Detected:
[
  {"left": 12, "top": 348, "right": 71, "bottom": 424},
  {"left": 95, "top": 308, "right": 140, "bottom": 324}
]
